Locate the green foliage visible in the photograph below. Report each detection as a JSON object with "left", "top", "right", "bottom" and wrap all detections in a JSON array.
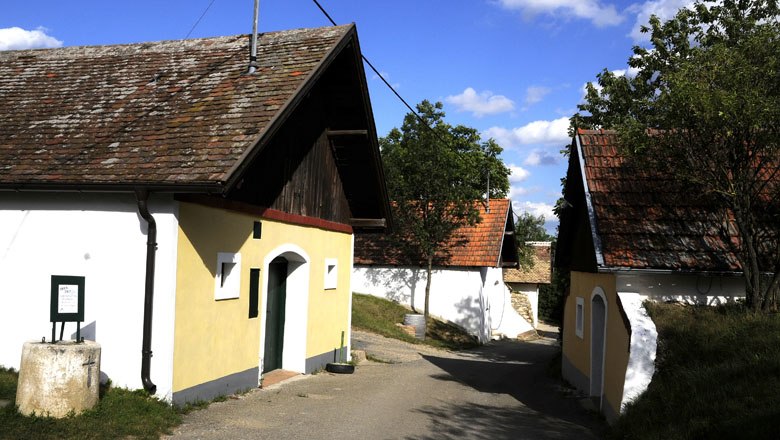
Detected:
[
  {"left": 610, "top": 303, "right": 780, "bottom": 439},
  {"left": 538, "top": 268, "right": 568, "bottom": 324},
  {"left": 351, "top": 293, "right": 478, "bottom": 350},
  {"left": 0, "top": 366, "right": 17, "bottom": 401},
  {"left": 576, "top": 0, "right": 780, "bottom": 310},
  {"left": 0, "top": 384, "right": 180, "bottom": 440},
  {"left": 514, "top": 212, "right": 554, "bottom": 269},
  {"left": 381, "top": 100, "right": 511, "bottom": 320}
]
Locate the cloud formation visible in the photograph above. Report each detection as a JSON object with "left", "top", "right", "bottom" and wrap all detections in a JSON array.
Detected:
[
  {"left": 497, "top": 0, "right": 624, "bottom": 27},
  {"left": 524, "top": 150, "right": 559, "bottom": 166},
  {"left": 628, "top": 0, "right": 693, "bottom": 42},
  {"left": 508, "top": 164, "right": 531, "bottom": 183},
  {"left": 523, "top": 86, "right": 551, "bottom": 108},
  {"left": 483, "top": 116, "right": 570, "bottom": 149},
  {"left": 445, "top": 87, "right": 515, "bottom": 117},
  {"left": 512, "top": 200, "right": 557, "bottom": 222},
  {"left": 0, "top": 27, "right": 62, "bottom": 51}
]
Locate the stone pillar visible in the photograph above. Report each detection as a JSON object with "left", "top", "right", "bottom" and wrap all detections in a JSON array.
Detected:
[{"left": 16, "top": 340, "right": 101, "bottom": 418}]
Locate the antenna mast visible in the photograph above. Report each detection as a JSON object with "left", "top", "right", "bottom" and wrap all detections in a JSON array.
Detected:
[{"left": 248, "top": 0, "right": 260, "bottom": 74}]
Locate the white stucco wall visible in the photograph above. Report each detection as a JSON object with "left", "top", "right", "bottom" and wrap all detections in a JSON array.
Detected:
[
  {"left": 513, "top": 283, "right": 540, "bottom": 328},
  {"left": 0, "top": 192, "right": 178, "bottom": 400},
  {"left": 616, "top": 272, "right": 745, "bottom": 305},
  {"left": 352, "top": 265, "right": 532, "bottom": 342},
  {"left": 485, "top": 267, "right": 534, "bottom": 339},
  {"left": 617, "top": 292, "right": 657, "bottom": 412}
]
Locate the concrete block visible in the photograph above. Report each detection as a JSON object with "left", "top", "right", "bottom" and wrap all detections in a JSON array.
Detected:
[{"left": 16, "top": 340, "right": 101, "bottom": 418}]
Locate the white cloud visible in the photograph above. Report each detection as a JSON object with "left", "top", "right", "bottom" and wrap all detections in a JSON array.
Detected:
[
  {"left": 628, "top": 0, "right": 693, "bottom": 42},
  {"left": 445, "top": 87, "right": 515, "bottom": 117},
  {"left": 524, "top": 150, "right": 559, "bottom": 166},
  {"left": 0, "top": 27, "right": 62, "bottom": 51},
  {"left": 512, "top": 200, "right": 557, "bottom": 222},
  {"left": 497, "top": 0, "right": 624, "bottom": 27},
  {"left": 508, "top": 164, "right": 531, "bottom": 183},
  {"left": 484, "top": 116, "right": 570, "bottom": 149},
  {"left": 523, "top": 86, "right": 551, "bottom": 108}
]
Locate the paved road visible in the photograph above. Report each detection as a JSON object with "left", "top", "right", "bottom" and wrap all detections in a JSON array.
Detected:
[{"left": 165, "top": 331, "right": 607, "bottom": 439}]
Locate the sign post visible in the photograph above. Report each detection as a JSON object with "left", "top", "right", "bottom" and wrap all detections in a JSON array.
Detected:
[{"left": 50, "top": 275, "right": 85, "bottom": 343}]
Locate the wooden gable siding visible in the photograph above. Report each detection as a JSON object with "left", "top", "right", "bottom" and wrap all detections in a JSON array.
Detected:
[
  {"left": 272, "top": 129, "right": 351, "bottom": 222},
  {"left": 229, "top": 84, "right": 352, "bottom": 224}
]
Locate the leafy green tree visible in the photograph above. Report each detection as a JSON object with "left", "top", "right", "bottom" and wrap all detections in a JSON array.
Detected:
[
  {"left": 514, "top": 211, "right": 553, "bottom": 268},
  {"left": 576, "top": 0, "right": 780, "bottom": 310},
  {"left": 381, "top": 100, "right": 510, "bottom": 327}
]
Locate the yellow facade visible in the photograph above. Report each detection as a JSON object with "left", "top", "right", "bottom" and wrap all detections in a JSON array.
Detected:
[
  {"left": 562, "top": 271, "right": 630, "bottom": 421},
  {"left": 172, "top": 201, "right": 353, "bottom": 394}
]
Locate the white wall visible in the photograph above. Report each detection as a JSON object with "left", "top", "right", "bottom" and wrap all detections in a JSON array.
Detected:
[
  {"left": 0, "top": 192, "right": 178, "bottom": 400},
  {"left": 617, "top": 292, "right": 657, "bottom": 412},
  {"left": 484, "top": 267, "right": 534, "bottom": 339},
  {"left": 616, "top": 272, "right": 745, "bottom": 305},
  {"left": 353, "top": 265, "right": 533, "bottom": 342}
]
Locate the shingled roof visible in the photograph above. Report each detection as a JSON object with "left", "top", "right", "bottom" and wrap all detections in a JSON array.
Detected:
[
  {"left": 504, "top": 242, "right": 552, "bottom": 284},
  {"left": 557, "top": 128, "right": 741, "bottom": 272},
  {"left": 354, "top": 199, "right": 518, "bottom": 268},
  {"left": 0, "top": 25, "right": 365, "bottom": 191}
]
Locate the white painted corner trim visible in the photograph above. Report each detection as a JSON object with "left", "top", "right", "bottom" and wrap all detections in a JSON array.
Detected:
[{"left": 618, "top": 292, "right": 658, "bottom": 412}]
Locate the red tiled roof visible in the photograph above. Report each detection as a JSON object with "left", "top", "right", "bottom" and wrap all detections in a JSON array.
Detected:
[
  {"left": 355, "top": 199, "right": 516, "bottom": 268},
  {"left": 0, "top": 25, "right": 352, "bottom": 188},
  {"left": 504, "top": 242, "right": 552, "bottom": 284},
  {"left": 576, "top": 128, "right": 741, "bottom": 271}
]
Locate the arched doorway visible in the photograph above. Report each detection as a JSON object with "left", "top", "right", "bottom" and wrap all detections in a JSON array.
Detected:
[
  {"left": 263, "top": 257, "right": 288, "bottom": 373},
  {"left": 590, "top": 288, "right": 607, "bottom": 409},
  {"left": 260, "top": 245, "right": 310, "bottom": 375}
]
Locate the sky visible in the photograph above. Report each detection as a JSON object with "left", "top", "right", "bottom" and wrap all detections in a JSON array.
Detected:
[{"left": 0, "top": 0, "right": 692, "bottom": 233}]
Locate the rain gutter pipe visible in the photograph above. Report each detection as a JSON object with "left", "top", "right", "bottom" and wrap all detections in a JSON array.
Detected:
[{"left": 136, "top": 189, "right": 158, "bottom": 395}]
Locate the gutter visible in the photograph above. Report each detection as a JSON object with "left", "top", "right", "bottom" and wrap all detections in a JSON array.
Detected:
[
  {"left": 597, "top": 266, "right": 745, "bottom": 277},
  {"left": 135, "top": 189, "right": 158, "bottom": 395}
]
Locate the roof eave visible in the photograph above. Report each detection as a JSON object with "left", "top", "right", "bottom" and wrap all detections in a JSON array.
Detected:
[
  {"left": 575, "top": 132, "right": 606, "bottom": 267},
  {"left": 597, "top": 266, "right": 746, "bottom": 277},
  {"left": 0, "top": 181, "right": 223, "bottom": 194}
]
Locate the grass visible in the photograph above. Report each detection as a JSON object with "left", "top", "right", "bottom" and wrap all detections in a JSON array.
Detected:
[
  {"left": 610, "top": 302, "right": 780, "bottom": 440},
  {"left": 0, "top": 367, "right": 181, "bottom": 440},
  {"left": 352, "top": 293, "right": 478, "bottom": 350}
]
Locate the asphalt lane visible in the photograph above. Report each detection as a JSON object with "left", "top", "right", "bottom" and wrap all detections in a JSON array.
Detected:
[{"left": 165, "top": 332, "right": 607, "bottom": 439}]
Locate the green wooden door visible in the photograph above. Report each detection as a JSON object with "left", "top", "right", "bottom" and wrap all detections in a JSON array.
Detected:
[{"left": 263, "top": 258, "right": 288, "bottom": 373}]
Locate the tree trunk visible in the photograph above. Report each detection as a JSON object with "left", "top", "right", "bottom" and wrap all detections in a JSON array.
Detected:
[{"left": 423, "top": 255, "right": 433, "bottom": 340}]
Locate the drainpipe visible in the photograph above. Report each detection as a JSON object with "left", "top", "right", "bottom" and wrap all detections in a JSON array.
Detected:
[{"left": 135, "top": 189, "right": 158, "bottom": 395}]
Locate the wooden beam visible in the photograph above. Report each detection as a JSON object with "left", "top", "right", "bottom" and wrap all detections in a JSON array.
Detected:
[
  {"left": 350, "top": 218, "right": 387, "bottom": 228},
  {"left": 327, "top": 129, "right": 368, "bottom": 137}
]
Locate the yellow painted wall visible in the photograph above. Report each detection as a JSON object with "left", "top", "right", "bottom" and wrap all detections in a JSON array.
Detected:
[
  {"left": 172, "top": 201, "right": 353, "bottom": 392},
  {"left": 562, "top": 271, "right": 630, "bottom": 418}
]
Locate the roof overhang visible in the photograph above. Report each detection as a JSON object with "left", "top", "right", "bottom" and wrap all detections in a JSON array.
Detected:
[{"left": 575, "top": 132, "right": 605, "bottom": 267}]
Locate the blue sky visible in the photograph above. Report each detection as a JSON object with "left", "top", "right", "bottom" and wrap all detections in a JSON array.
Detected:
[{"left": 1, "top": 0, "right": 692, "bottom": 233}]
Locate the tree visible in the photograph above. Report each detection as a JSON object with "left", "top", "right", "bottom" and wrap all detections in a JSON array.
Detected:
[
  {"left": 576, "top": 0, "right": 780, "bottom": 310},
  {"left": 514, "top": 211, "right": 554, "bottom": 269},
  {"left": 381, "top": 100, "right": 510, "bottom": 328}
]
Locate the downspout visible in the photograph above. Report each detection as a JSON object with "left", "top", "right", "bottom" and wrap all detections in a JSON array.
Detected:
[{"left": 135, "top": 189, "right": 158, "bottom": 394}]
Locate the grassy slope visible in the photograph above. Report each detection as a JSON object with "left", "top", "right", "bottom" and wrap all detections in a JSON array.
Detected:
[
  {"left": 352, "top": 293, "right": 478, "bottom": 350},
  {"left": 610, "top": 303, "right": 780, "bottom": 440}
]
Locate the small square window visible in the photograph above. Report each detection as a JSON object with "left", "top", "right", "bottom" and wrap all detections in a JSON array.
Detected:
[
  {"left": 575, "top": 297, "right": 584, "bottom": 339},
  {"left": 324, "top": 258, "right": 337, "bottom": 290},
  {"left": 215, "top": 252, "right": 241, "bottom": 300}
]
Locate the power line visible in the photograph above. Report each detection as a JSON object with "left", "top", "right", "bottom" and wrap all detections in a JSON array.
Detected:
[
  {"left": 311, "top": 0, "right": 446, "bottom": 144},
  {"left": 185, "top": 0, "right": 218, "bottom": 39}
]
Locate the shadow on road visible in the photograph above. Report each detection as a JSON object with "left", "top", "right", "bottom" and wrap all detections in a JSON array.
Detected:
[
  {"left": 418, "top": 340, "right": 606, "bottom": 439},
  {"left": 406, "top": 400, "right": 601, "bottom": 440}
]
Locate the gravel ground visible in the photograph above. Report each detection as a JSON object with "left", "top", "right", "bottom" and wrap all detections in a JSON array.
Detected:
[{"left": 164, "top": 328, "right": 606, "bottom": 440}]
